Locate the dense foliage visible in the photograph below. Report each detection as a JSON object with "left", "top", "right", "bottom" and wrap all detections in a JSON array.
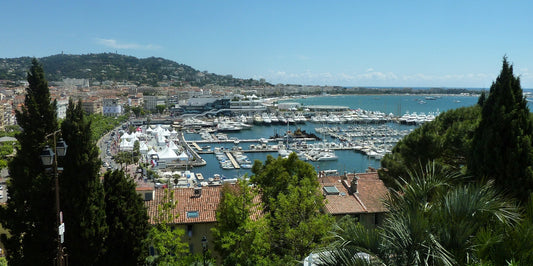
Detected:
[
  {"left": 60, "top": 100, "right": 108, "bottom": 265},
  {"left": 0, "top": 61, "right": 148, "bottom": 265},
  {"left": 0, "top": 59, "right": 59, "bottom": 265},
  {"left": 89, "top": 113, "right": 128, "bottom": 142},
  {"left": 102, "top": 170, "right": 149, "bottom": 265},
  {"left": 0, "top": 53, "right": 269, "bottom": 87},
  {"left": 318, "top": 163, "right": 526, "bottom": 266},
  {"left": 212, "top": 180, "right": 270, "bottom": 265},
  {"left": 469, "top": 57, "right": 533, "bottom": 202},
  {"left": 372, "top": 58, "right": 533, "bottom": 265},
  {"left": 214, "top": 154, "right": 334, "bottom": 264},
  {"left": 379, "top": 105, "right": 481, "bottom": 188}
]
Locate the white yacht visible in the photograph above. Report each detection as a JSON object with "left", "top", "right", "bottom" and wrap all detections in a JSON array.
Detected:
[{"left": 314, "top": 150, "right": 338, "bottom": 161}]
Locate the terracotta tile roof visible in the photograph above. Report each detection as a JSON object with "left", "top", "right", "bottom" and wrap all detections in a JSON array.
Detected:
[
  {"left": 320, "top": 176, "right": 365, "bottom": 215},
  {"left": 320, "top": 172, "right": 388, "bottom": 215},
  {"left": 352, "top": 172, "right": 389, "bottom": 213},
  {"left": 136, "top": 186, "right": 154, "bottom": 191},
  {"left": 146, "top": 187, "right": 221, "bottom": 225},
  {"left": 145, "top": 185, "right": 263, "bottom": 225}
]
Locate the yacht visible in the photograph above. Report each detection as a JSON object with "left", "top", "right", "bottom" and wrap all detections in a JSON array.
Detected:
[
  {"left": 217, "top": 122, "right": 242, "bottom": 132},
  {"left": 254, "top": 114, "right": 263, "bottom": 124},
  {"left": 270, "top": 114, "right": 280, "bottom": 124},
  {"left": 314, "top": 150, "right": 338, "bottom": 161},
  {"left": 262, "top": 113, "right": 272, "bottom": 124}
]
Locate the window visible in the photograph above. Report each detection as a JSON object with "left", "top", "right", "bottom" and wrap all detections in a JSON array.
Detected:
[{"left": 186, "top": 211, "right": 199, "bottom": 218}]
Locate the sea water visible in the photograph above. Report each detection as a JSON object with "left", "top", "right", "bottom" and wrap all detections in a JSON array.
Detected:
[{"left": 187, "top": 94, "right": 487, "bottom": 179}]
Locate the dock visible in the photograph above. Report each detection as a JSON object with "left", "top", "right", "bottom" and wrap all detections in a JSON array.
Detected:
[
  {"left": 188, "top": 137, "right": 316, "bottom": 145},
  {"left": 225, "top": 152, "right": 240, "bottom": 169},
  {"left": 191, "top": 142, "right": 202, "bottom": 151}
]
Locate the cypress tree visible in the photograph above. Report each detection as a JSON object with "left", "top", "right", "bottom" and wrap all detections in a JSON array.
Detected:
[
  {"left": 60, "top": 99, "right": 108, "bottom": 265},
  {"left": 0, "top": 59, "right": 59, "bottom": 265},
  {"left": 469, "top": 57, "right": 533, "bottom": 202},
  {"left": 101, "top": 170, "right": 149, "bottom": 265}
]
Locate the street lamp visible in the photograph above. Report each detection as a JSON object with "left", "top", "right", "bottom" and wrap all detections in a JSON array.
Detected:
[
  {"left": 40, "top": 132, "right": 68, "bottom": 266},
  {"left": 201, "top": 236, "right": 208, "bottom": 266}
]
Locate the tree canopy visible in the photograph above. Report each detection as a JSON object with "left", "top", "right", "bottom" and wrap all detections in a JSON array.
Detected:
[
  {"left": 379, "top": 105, "right": 481, "bottom": 188},
  {"left": 101, "top": 170, "right": 149, "bottom": 265},
  {"left": 251, "top": 153, "right": 334, "bottom": 263},
  {"left": 59, "top": 99, "right": 108, "bottom": 265},
  {"left": 0, "top": 59, "right": 59, "bottom": 265},
  {"left": 468, "top": 57, "right": 533, "bottom": 202}
]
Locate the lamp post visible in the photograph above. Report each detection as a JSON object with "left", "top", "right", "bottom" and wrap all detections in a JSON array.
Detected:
[
  {"left": 40, "top": 130, "right": 68, "bottom": 266},
  {"left": 201, "top": 236, "right": 208, "bottom": 266}
]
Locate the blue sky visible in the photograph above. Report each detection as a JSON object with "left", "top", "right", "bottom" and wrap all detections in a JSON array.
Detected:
[{"left": 1, "top": 1, "right": 532, "bottom": 88}]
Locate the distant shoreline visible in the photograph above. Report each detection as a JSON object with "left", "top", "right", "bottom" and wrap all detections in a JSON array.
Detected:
[{"left": 274, "top": 92, "right": 480, "bottom": 103}]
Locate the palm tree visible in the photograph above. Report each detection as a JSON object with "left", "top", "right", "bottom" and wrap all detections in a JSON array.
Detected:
[{"left": 317, "top": 162, "right": 520, "bottom": 266}]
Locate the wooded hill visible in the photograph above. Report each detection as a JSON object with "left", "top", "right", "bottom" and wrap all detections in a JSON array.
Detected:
[{"left": 0, "top": 53, "right": 270, "bottom": 87}]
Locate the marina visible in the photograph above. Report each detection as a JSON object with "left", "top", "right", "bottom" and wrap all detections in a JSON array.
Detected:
[{"left": 118, "top": 94, "right": 482, "bottom": 182}]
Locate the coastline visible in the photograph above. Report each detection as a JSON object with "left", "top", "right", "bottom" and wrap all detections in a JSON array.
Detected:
[{"left": 273, "top": 91, "right": 480, "bottom": 103}]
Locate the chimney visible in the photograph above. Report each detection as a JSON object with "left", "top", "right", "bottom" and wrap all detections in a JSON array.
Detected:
[
  {"left": 194, "top": 187, "right": 202, "bottom": 197},
  {"left": 350, "top": 175, "right": 359, "bottom": 194}
]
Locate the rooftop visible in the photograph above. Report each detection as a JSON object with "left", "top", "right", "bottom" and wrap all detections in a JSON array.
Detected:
[
  {"left": 319, "top": 171, "right": 388, "bottom": 215},
  {"left": 146, "top": 186, "right": 221, "bottom": 225}
]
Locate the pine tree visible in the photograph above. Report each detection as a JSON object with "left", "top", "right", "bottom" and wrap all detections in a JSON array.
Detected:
[
  {"left": 101, "top": 170, "right": 149, "bottom": 265},
  {"left": 59, "top": 99, "right": 108, "bottom": 265},
  {"left": 0, "top": 59, "right": 59, "bottom": 265},
  {"left": 469, "top": 57, "right": 533, "bottom": 202}
]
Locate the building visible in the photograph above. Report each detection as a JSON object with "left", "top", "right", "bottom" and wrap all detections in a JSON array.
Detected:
[
  {"left": 81, "top": 97, "right": 103, "bottom": 114},
  {"left": 128, "top": 93, "right": 144, "bottom": 107},
  {"left": 144, "top": 95, "right": 167, "bottom": 111},
  {"left": 144, "top": 170, "right": 389, "bottom": 260},
  {"left": 145, "top": 186, "right": 221, "bottom": 257},
  {"left": 228, "top": 95, "right": 267, "bottom": 113},
  {"left": 277, "top": 102, "right": 301, "bottom": 111},
  {"left": 136, "top": 186, "right": 155, "bottom": 201},
  {"left": 103, "top": 98, "right": 123, "bottom": 117},
  {"left": 319, "top": 170, "right": 388, "bottom": 227},
  {"left": 182, "top": 97, "right": 230, "bottom": 114},
  {"left": 56, "top": 99, "right": 69, "bottom": 119}
]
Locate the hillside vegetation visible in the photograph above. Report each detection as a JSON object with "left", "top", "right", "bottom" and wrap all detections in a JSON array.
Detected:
[{"left": 0, "top": 53, "right": 269, "bottom": 87}]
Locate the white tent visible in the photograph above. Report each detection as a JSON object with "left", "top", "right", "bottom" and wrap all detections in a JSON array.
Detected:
[
  {"left": 157, "top": 147, "right": 179, "bottom": 162},
  {"left": 169, "top": 128, "right": 178, "bottom": 138},
  {"left": 177, "top": 151, "right": 188, "bottom": 161},
  {"left": 157, "top": 133, "right": 167, "bottom": 146},
  {"left": 139, "top": 141, "right": 149, "bottom": 154},
  {"left": 147, "top": 148, "right": 157, "bottom": 155},
  {"left": 168, "top": 141, "right": 180, "bottom": 152},
  {"left": 119, "top": 138, "right": 134, "bottom": 151},
  {"left": 161, "top": 128, "right": 171, "bottom": 137},
  {"left": 121, "top": 132, "right": 132, "bottom": 140},
  {"left": 154, "top": 125, "right": 165, "bottom": 135}
]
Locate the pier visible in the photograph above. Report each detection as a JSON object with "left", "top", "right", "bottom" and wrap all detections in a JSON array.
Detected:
[
  {"left": 188, "top": 137, "right": 316, "bottom": 145},
  {"left": 225, "top": 152, "right": 240, "bottom": 169},
  {"left": 191, "top": 142, "right": 202, "bottom": 151}
]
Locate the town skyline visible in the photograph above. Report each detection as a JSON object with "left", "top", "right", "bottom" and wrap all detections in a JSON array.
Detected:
[{"left": 1, "top": 1, "right": 532, "bottom": 88}]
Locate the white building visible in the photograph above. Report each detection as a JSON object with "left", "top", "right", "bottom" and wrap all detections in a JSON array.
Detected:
[
  {"left": 56, "top": 99, "right": 69, "bottom": 119},
  {"left": 103, "top": 98, "right": 123, "bottom": 117}
]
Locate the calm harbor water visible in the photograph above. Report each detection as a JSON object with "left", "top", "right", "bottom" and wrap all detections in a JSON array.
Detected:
[{"left": 187, "top": 94, "right": 484, "bottom": 179}]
